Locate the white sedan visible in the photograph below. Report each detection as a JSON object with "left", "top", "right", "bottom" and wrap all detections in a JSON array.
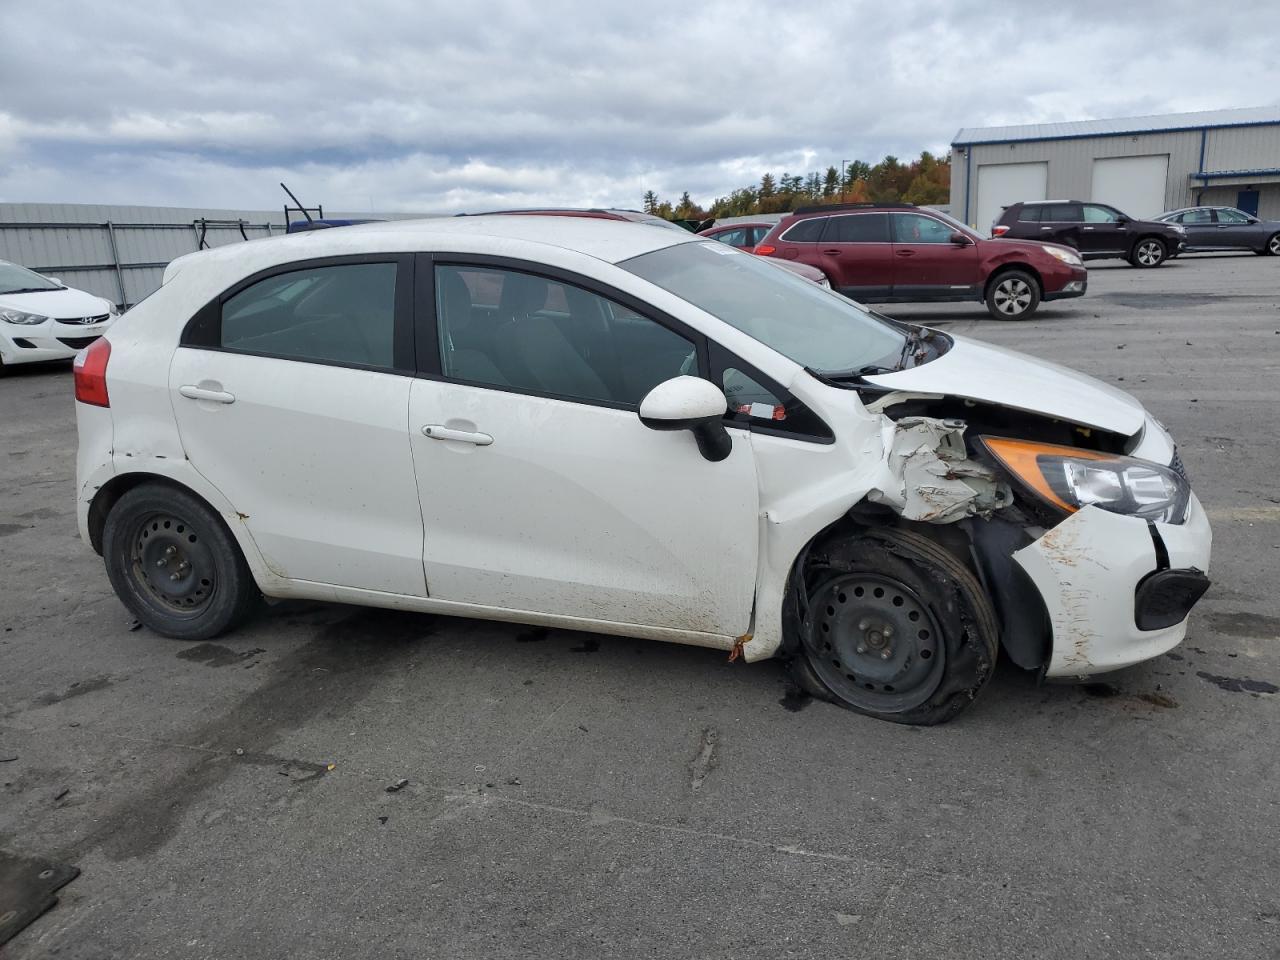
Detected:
[
  {"left": 73, "top": 216, "right": 1211, "bottom": 724},
  {"left": 0, "top": 259, "right": 117, "bottom": 371}
]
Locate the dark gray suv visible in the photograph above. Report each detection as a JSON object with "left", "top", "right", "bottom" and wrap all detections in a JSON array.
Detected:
[
  {"left": 1155, "top": 206, "right": 1280, "bottom": 256},
  {"left": 993, "top": 201, "right": 1186, "bottom": 268}
]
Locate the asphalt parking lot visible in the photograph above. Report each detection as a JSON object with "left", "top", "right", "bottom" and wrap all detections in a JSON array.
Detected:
[{"left": 2, "top": 252, "right": 1278, "bottom": 959}]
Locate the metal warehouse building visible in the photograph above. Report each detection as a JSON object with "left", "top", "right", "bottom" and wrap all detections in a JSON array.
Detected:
[{"left": 950, "top": 106, "right": 1280, "bottom": 233}]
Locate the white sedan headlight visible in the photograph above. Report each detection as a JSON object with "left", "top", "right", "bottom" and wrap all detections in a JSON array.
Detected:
[
  {"left": 981, "top": 437, "right": 1191, "bottom": 524},
  {"left": 1041, "top": 245, "right": 1083, "bottom": 266},
  {"left": 0, "top": 308, "right": 49, "bottom": 325}
]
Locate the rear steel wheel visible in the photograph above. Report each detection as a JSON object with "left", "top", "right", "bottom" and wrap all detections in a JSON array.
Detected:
[
  {"left": 128, "top": 512, "right": 218, "bottom": 618},
  {"left": 103, "top": 484, "right": 260, "bottom": 640}
]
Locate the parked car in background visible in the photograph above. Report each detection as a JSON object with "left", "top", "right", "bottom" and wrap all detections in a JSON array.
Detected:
[
  {"left": 700, "top": 220, "right": 830, "bottom": 287},
  {"left": 993, "top": 201, "right": 1186, "bottom": 268},
  {"left": 698, "top": 222, "right": 774, "bottom": 249},
  {"left": 0, "top": 259, "right": 117, "bottom": 373},
  {"left": 754, "top": 203, "right": 1086, "bottom": 319},
  {"left": 75, "top": 216, "right": 1210, "bottom": 725},
  {"left": 1154, "top": 206, "right": 1280, "bottom": 256}
]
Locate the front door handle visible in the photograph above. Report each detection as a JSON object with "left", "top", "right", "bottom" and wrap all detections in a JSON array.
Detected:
[
  {"left": 179, "top": 385, "right": 236, "bottom": 404},
  {"left": 822, "top": 249, "right": 842, "bottom": 256},
  {"left": 1081, "top": 226, "right": 1095, "bottom": 231},
  {"left": 895, "top": 249, "right": 915, "bottom": 257},
  {"left": 422, "top": 424, "right": 493, "bottom": 445}
]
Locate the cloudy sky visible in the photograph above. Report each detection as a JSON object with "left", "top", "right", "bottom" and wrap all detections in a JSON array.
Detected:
[{"left": 1, "top": 0, "right": 1277, "bottom": 214}]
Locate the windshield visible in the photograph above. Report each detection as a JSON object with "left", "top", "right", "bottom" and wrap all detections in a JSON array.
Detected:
[
  {"left": 622, "top": 241, "right": 906, "bottom": 374},
  {"left": 0, "top": 260, "right": 61, "bottom": 295}
]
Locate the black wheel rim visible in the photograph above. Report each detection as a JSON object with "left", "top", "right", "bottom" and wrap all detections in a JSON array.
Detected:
[
  {"left": 806, "top": 573, "right": 946, "bottom": 713},
  {"left": 127, "top": 512, "right": 217, "bottom": 617}
]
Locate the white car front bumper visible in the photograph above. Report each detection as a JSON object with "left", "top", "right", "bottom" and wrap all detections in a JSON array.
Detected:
[
  {"left": 0, "top": 316, "right": 114, "bottom": 365},
  {"left": 1014, "top": 494, "right": 1212, "bottom": 678}
]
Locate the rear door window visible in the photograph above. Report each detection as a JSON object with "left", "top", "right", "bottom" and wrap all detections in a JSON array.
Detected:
[
  {"left": 218, "top": 262, "right": 399, "bottom": 369},
  {"left": 1017, "top": 206, "right": 1042, "bottom": 223},
  {"left": 780, "top": 218, "right": 826, "bottom": 242},
  {"left": 1043, "top": 203, "right": 1082, "bottom": 222},
  {"left": 824, "top": 213, "right": 890, "bottom": 243},
  {"left": 1217, "top": 208, "right": 1250, "bottom": 223}
]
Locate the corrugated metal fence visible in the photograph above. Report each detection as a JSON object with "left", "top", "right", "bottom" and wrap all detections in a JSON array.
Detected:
[{"left": 0, "top": 203, "right": 432, "bottom": 308}]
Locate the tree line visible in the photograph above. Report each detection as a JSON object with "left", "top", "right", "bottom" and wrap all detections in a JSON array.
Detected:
[{"left": 643, "top": 151, "right": 951, "bottom": 221}]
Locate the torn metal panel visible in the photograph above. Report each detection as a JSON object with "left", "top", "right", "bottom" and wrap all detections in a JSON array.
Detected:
[{"left": 867, "top": 416, "right": 1011, "bottom": 523}]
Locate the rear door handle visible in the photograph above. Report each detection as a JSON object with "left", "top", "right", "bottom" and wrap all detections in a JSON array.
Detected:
[
  {"left": 179, "top": 385, "right": 236, "bottom": 404},
  {"left": 822, "top": 249, "right": 842, "bottom": 256},
  {"left": 1082, "top": 226, "right": 1095, "bottom": 231},
  {"left": 895, "top": 249, "right": 915, "bottom": 257},
  {"left": 422, "top": 425, "right": 493, "bottom": 445},
  {"left": 1040, "top": 226, "right": 1053, "bottom": 231}
]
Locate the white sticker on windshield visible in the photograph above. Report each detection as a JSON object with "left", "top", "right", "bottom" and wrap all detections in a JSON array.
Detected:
[{"left": 700, "top": 241, "right": 740, "bottom": 255}]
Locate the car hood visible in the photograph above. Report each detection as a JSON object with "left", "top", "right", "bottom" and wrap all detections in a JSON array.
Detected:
[
  {"left": 863, "top": 333, "right": 1146, "bottom": 437},
  {"left": 0, "top": 286, "right": 113, "bottom": 318}
]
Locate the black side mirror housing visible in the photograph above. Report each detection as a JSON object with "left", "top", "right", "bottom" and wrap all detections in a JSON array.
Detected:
[{"left": 950, "top": 232, "right": 973, "bottom": 246}]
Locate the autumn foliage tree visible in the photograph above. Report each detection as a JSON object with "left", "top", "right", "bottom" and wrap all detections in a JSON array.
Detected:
[{"left": 642, "top": 151, "right": 950, "bottom": 221}]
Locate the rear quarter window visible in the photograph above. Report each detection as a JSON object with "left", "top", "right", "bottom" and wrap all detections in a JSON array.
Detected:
[{"left": 780, "top": 218, "right": 826, "bottom": 242}]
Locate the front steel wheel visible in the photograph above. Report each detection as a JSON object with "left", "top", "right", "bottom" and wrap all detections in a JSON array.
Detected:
[{"left": 791, "top": 528, "right": 999, "bottom": 725}]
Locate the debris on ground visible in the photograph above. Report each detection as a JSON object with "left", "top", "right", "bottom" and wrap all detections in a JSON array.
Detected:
[
  {"left": 385, "top": 778, "right": 409, "bottom": 793},
  {"left": 52, "top": 788, "right": 69, "bottom": 802}
]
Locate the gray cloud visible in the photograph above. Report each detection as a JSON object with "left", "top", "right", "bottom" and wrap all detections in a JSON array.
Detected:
[{"left": 1, "top": 0, "right": 1277, "bottom": 212}]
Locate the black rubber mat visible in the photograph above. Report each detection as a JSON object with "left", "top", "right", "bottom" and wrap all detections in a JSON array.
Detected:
[{"left": 0, "top": 850, "right": 80, "bottom": 946}]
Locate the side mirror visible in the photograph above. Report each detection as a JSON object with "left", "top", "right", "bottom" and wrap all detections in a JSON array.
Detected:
[
  {"left": 949, "top": 232, "right": 972, "bottom": 246},
  {"left": 1115, "top": 216, "right": 1129, "bottom": 224},
  {"left": 639, "top": 376, "right": 732, "bottom": 462}
]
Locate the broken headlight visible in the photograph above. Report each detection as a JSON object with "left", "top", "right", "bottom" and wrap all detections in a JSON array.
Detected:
[{"left": 979, "top": 437, "right": 1190, "bottom": 524}]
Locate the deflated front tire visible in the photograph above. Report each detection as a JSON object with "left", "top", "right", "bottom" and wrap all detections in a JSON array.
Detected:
[{"left": 791, "top": 528, "right": 1000, "bottom": 725}]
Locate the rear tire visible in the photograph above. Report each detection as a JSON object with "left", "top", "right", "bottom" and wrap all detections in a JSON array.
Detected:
[
  {"left": 102, "top": 483, "right": 260, "bottom": 640},
  {"left": 1130, "top": 238, "right": 1166, "bottom": 267},
  {"left": 789, "top": 528, "right": 999, "bottom": 725},
  {"left": 1264, "top": 233, "right": 1280, "bottom": 256},
  {"left": 985, "top": 270, "right": 1041, "bottom": 320}
]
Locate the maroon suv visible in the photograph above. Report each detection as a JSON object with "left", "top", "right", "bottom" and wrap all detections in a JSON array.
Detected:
[{"left": 754, "top": 203, "right": 1087, "bottom": 320}]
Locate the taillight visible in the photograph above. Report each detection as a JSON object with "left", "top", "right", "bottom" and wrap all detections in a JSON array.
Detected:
[
  {"left": 73, "top": 337, "right": 111, "bottom": 407},
  {"left": 991, "top": 225, "right": 1010, "bottom": 237},
  {"left": 754, "top": 244, "right": 776, "bottom": 256}
]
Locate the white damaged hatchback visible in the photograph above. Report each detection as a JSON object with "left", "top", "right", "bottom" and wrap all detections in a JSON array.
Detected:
[{"left": 74, "top": 217, "right": 1212, "bottom": 724}]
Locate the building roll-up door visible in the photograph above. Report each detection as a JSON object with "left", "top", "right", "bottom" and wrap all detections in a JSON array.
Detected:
[
  {"left": 1091, "top": 155, "right": 1169, "bottom": 218},
  {"left": 975, "top": 162, "right": 1048, "bottom": 236}
]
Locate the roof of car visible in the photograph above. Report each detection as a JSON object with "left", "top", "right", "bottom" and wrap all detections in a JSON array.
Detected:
[{"left": 164, "top": 214, "right": 698, "bottom": 285}]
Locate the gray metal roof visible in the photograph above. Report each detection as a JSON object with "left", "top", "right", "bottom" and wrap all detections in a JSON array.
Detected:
[{"left": 953, "top": 105, "right": 1280, "bottom": 146}]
